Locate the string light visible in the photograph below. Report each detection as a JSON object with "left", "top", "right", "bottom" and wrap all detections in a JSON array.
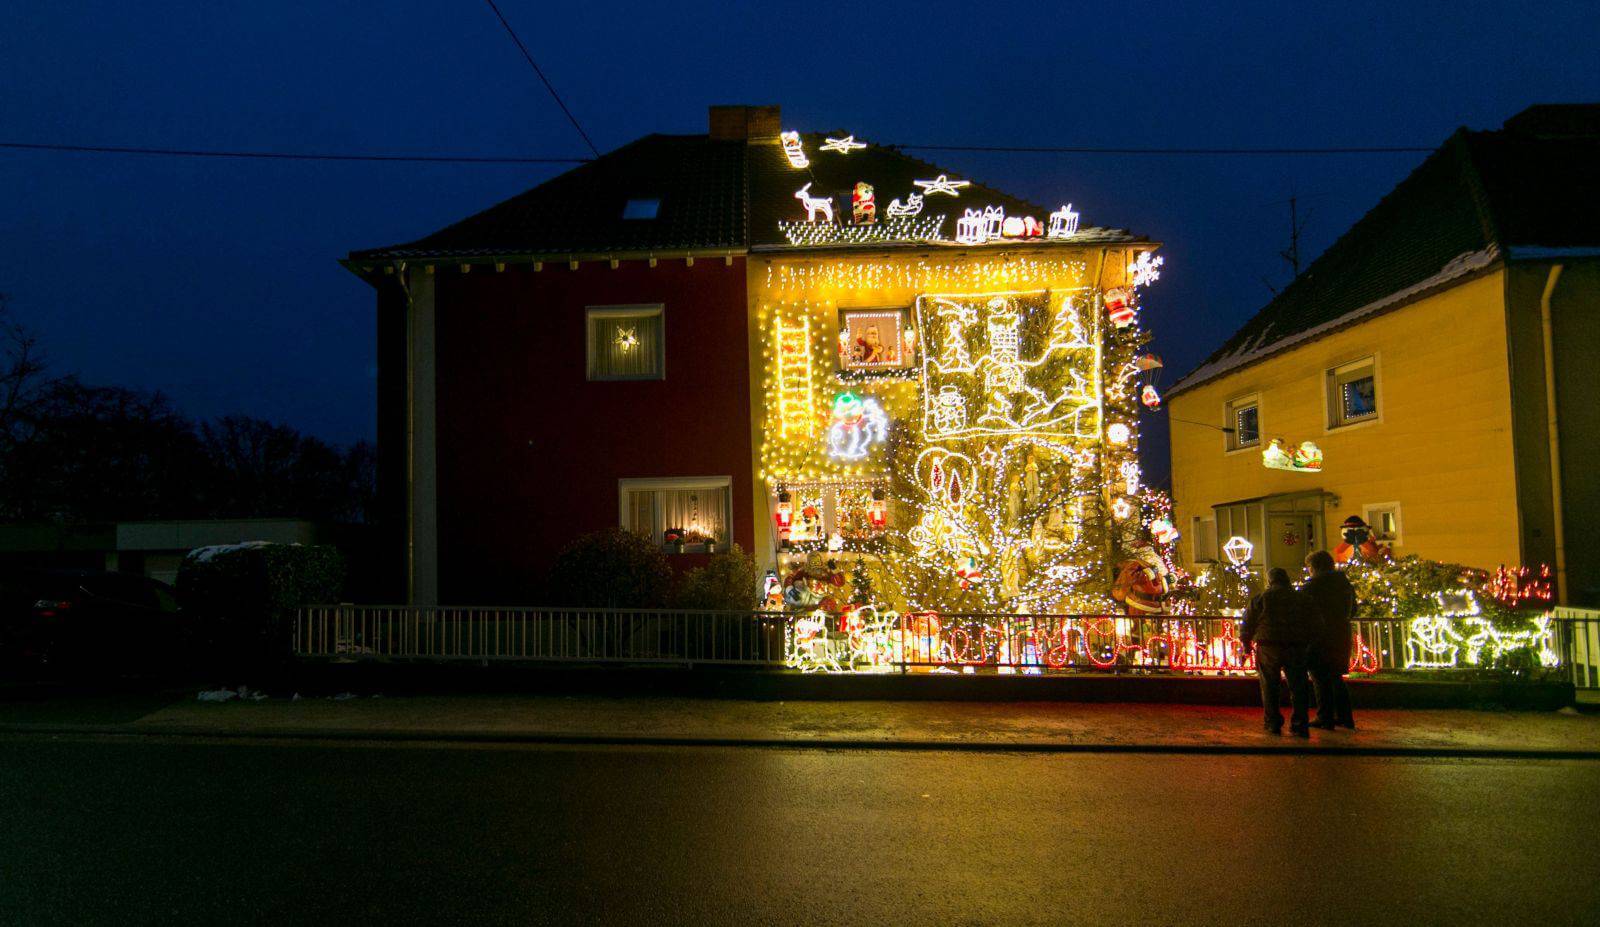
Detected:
[
  {"left": 886, "top": 193, "right": 925, "bottom": 217},
  {"left": 820, "top": 135, "right": 867, "bottom": 154},
  {"left": 827, "top": 392, "right": 889, "bottom": 460},
  {"left": 793, "top": 183, "right": 834, "bottom": 223},
  {"left": 1048, "top": 204, "right": 1081, "bottom": 239},
  {"left": 913, "top": 174, "right": 971, "bottom": 196}
]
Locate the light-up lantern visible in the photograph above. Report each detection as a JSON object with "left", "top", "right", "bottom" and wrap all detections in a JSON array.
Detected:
[{"left": 1223, "top": 535, "right": 1254, "bottom": 566}]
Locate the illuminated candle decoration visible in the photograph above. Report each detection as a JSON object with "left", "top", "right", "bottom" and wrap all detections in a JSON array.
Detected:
[
  {"left": 794, "top": 183, "right": 834, "bottom": 223},
  {"left": 780, "top": 130, "right": 809, "bottom": 168},
  {"left": 1223, "top": 535, "right": 1254, "bottom": 565},
  {"left": 820, "top": 135, "right": 867, "bottom": 154},
  {"left": 886, "top": 193, "right": 925, "bottom": 218},
  {"left": 1048, "top": 204, "right": 1080, "bottom": 239},
  {"left": 913, "top": 174, "right": 971, "bottom": 197},
  {"left": 1128, "top": 251, "right": 1164, "bottom": 287}
]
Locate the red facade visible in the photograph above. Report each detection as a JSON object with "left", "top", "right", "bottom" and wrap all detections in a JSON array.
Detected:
[{"left": 428, "top": 259, "right": 753, "bottom": 602}]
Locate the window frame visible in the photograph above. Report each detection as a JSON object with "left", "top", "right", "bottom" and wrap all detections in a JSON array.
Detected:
[
  {"left": 1190, "top": 515, "right": 1218, "bottom": 562},
  {"left": 586, "top": 304, "right": 665, "bottom": 382},
  {"left": 1362, "top": 501, "right": 1403, "bottom": 547},
  {"left": 622, "top": 198, "right": 660, "bottom": 220},
  {"left": 1324, "top": 354, "right": 1381, "bottom": 432},
  {"left": 617, "top": 476, "right": 733, "bottom": 552},
  {"left": 1223, "top": 393, "right": 1262, "bottom": 453}
]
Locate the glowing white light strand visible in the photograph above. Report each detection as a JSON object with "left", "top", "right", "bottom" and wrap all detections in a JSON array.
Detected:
[
  {"left": 780, "top": 131, "right": 809, "bottom": 168},
  {"left": 914, "top": 175, "right": 971, "bottom": 197},
  {"left": 794, "top": 183, "right": 833, "bottom": 223},
  {"left": 820, "top": 135, "right": 867, "bottom": 154}
]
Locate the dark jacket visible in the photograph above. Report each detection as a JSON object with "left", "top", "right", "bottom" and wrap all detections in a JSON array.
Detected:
[
  {"left": 1242, "top": 583, "right": 1318, "bottom": 645},
  {"left": 1301, "top": 569, "right": 1358, "bottom": 661}
]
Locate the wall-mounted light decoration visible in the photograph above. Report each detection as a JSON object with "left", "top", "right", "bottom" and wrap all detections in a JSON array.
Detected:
[
  {"left": 1262, "top": 438, "right": 1323, "bottom": 472},
  {"left": 1048, "top": 204, "right": 1081, "bottom": 239},
  {"left": 913, "top": 175, "right": 971, "bottom": 197},
  {"left": 820, "top": 135, "right": 867, "bottom": 154},
  {"left": 1128, "top": 251, "right": 1164, "bottom": 287},
  {"left": 780, "top": 131, "right": 809, "bottom": 168},
  {"left": 614, "top": 326, "right": 639, "bottom": 353},
  {"left": 1223, "top": 535, "right": 1254, "bottom": 566}
]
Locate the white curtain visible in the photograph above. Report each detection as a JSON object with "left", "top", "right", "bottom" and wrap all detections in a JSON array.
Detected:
[
  {"left": 590, "top": 313, "right": 662, "bottom": 379},
  {"left": 657, "top": 487, "right": 728, "bottom": 543}
]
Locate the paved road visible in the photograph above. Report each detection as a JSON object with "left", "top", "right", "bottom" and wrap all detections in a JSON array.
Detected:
[{"left": 2, "top": 736, "right": 1596, "bottom": 925}]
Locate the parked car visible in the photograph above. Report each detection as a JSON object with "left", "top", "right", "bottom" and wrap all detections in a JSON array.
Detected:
[{"left": 0, "top": 569, "right": 184, "bottom": 670}]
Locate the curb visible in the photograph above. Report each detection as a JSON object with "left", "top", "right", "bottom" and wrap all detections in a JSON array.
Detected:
[{"left": 4, "top": 723, "right": 1597, "bottom": 760}]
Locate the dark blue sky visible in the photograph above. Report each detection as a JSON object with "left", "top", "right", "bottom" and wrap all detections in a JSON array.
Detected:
[{"left": 4, "top": 2, "right": 1598, "bottom": 483}]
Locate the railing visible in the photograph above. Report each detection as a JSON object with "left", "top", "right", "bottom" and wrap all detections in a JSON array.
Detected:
[
  {"left": 295, "top": 605, "right": 788, "bottom": 666},
  {"left": 295, "top": 604, "right": 1597, "bottom": 686}
]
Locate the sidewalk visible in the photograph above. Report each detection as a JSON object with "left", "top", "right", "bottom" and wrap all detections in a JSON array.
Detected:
[{"left": 3, "top": 693, "right": 1597, "bottom": 757}]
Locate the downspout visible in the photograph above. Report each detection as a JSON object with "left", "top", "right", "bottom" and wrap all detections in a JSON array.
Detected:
[
  {"left": 1538, "top": 264, "right": 1566, "bottom": 603},
  {"left": 393, "top": 261, "right": 416, "bottom": 605}
]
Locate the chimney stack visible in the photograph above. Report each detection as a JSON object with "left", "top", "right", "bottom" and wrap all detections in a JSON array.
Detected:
[{"left": 709, "top": 105, "right": 781, "bottom": 140}]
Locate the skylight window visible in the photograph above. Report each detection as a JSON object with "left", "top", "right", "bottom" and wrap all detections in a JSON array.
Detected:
[{"left": 622, "top": 198, "right": 660, "bottom": 220}]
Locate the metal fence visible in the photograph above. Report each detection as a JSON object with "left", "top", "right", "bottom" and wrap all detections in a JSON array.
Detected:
[{"left": 295, "top": 604, "right": 1599, "bottom": 686}]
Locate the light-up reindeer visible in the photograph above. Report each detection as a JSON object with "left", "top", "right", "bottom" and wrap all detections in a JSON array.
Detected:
[{"left": 795, "top": 183, "right": 834, "bottom": 223}]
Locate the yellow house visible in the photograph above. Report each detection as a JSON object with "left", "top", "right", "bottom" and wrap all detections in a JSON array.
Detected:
[{"left": 1167, "top": 104, "right": 1600, "bottom": 605}]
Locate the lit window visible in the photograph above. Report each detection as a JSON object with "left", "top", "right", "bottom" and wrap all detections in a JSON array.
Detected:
[
  {"left": 622, "top": 198, "right": 660, "bottom": 220},
  {"left": 1225, "top": 395, "right": 1260, "bottom": 451},
  {"left": 587, "top": 305, "right": 663, "bottom": 380},
  {"left": 1328, "top": 356, "right": 1378, "bottom": 428},
  {"left": 620, "top": 478, "right": 731, "bottom": 552},
  {"left": 1363, "top": 502, "right": 1402, "bottom": 546}
]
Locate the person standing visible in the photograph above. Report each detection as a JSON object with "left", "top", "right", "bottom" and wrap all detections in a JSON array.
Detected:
[
  {"left": 1302, "top": 550, "right": 1358, "bottom": 729},
  {"left": 1241, "top": 568, "right": 1318, "bottom": 736}
]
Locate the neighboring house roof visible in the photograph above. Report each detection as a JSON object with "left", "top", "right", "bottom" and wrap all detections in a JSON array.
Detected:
[
  {"left": 348, "top": 128, "right": 1142, "bottom": 263},
  {"left": 1170, "top": 104, "right": 1600, "bottom": 395}
]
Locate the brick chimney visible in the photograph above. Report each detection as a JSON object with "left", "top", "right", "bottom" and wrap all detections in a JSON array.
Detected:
[{"left": 709, "top": 105, "right": 781, "bottom": 140}]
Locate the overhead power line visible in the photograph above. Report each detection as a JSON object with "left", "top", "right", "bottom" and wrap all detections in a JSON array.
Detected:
[
  {"left": 482, "top": 0, "right": 600, "bottom": 158},
  {"left": 0, "top": 138, "right": 1440, "bottom": 167},
  {"left": 0, "top": 141, "right": 588, "bottom": 164},
  {"left": 893, "top": 143, "right": 1434, "bottom": 155}
]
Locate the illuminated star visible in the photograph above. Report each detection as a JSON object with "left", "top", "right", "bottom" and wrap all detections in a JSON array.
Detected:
[
  {"left": 913, "top": 175, "right": 971, "bottom": 197},
  {"left": 978, "top": 446, "right": 1001, "bottom": 471},
  {"left": 820, "top": 135, "right": 867, "bottom": 154}
]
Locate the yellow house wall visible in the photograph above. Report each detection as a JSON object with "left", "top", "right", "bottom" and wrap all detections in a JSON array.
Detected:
[{"left": 1168, "top": 269, "right": 1521, "bottom": 571}]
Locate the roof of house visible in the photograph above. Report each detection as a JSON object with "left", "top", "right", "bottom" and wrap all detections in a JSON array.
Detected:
[
  {"left": 348, "top": 128, "right": 1143, "bottom": 262},
  {"left": 1170, "top": 104, "right": 1600, "bottom": 395}
]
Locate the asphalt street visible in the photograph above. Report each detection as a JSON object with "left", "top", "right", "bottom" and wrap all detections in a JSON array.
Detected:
[{"left": 2, "top": 735, "right": 1596, "bottom": 926}]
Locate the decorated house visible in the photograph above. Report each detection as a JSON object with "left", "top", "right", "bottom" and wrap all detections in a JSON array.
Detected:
[
  {"left": 345, "top": 105, "right": 1162, "bottom": 609},
  {"left": 1166, "top": 104, "right": 1600, "bottom": 606}
]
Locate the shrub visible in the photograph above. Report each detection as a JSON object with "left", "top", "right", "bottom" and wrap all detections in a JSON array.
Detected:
[
  {"left": 674, "top": 545, "right": 759, "bottom": 611},
  {"left": 177, "top": 541, "right": 345, "bottom": 671},
  {"left": 544, "top": 528, "right": 673, "bottom": 608}
]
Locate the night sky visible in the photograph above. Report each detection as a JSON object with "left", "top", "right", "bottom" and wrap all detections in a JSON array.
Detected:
[{"left": 4, "top": 2, "right": 1598, "bottom": 486}]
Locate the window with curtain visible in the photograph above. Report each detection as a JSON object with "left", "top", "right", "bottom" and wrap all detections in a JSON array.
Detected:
[
  {"left": 620, "top": 478, "right": 730, "bottom": 551},
  {"left": 588, "top": 306, "right": 664, "bottom": 380}
]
